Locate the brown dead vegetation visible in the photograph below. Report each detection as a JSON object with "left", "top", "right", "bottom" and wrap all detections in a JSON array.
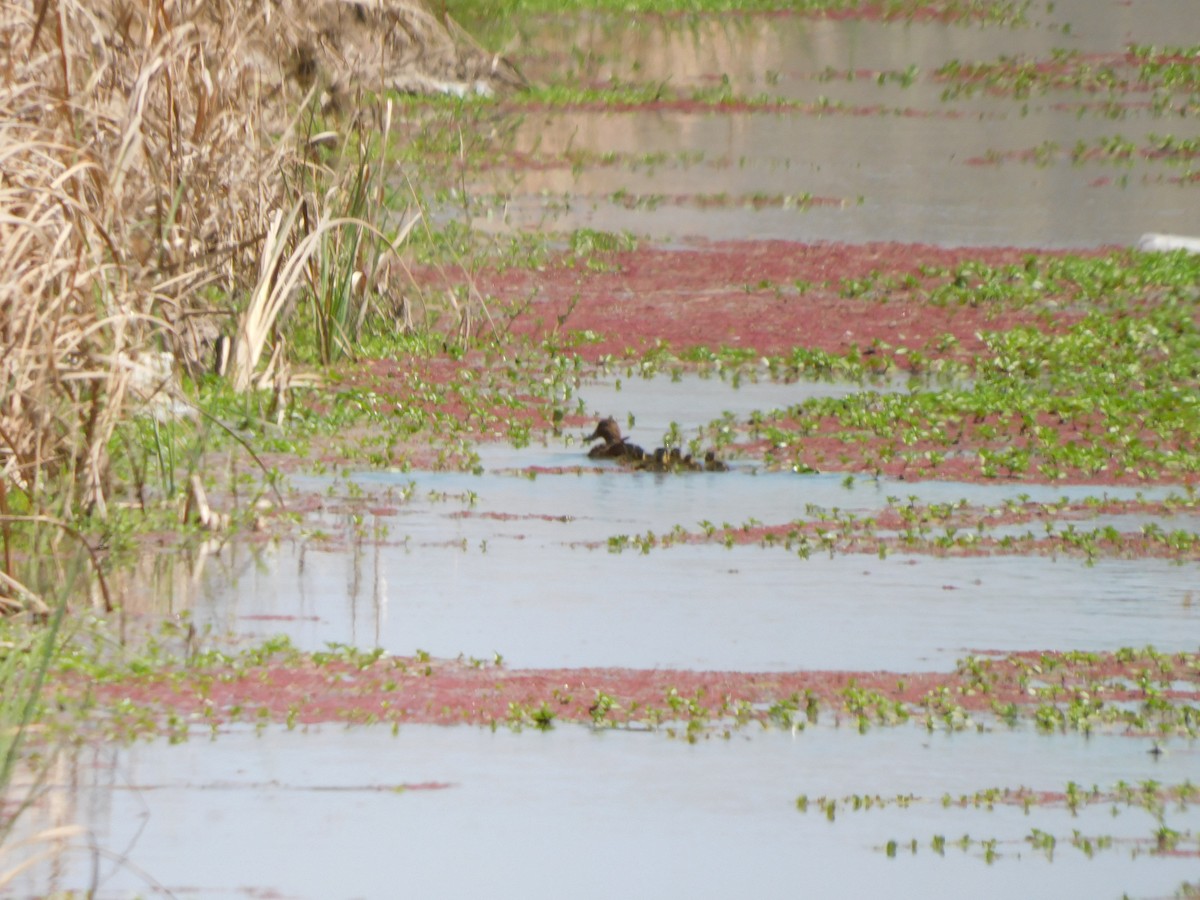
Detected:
[{"left": 0, "top": 0, "right": 515, "bottom": 612}]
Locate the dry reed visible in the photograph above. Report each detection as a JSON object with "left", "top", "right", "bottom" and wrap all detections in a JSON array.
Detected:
[
  {"left": 0, "top": 0, "right": 514, "bottom": 614},
  {"left": 1, "top": 0, "right": 294, "bottom": 524}
]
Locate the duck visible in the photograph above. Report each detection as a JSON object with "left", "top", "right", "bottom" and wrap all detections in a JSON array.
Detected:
[
  {"left": 584, "top": 417, "right": 728, "bottom": 471},
  {"left": 584, "top": 417, "right": 645, "bottom": 461}
]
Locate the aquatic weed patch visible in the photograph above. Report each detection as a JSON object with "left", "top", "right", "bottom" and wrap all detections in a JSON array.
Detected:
[
  {"left": 967, "top": 133, "right": 1200, "bottom": 176},
  {"left": 42, "top": 636, "right": 1200, "bottom": 742},
  {"left": 730, "top": 252, "right": 1200, "bottom": 483},
  {"left": 167, "top": 238, "right": 1200, "bottom": 497},
  {"left": 451, "top": 0, "right": 1030, "bottom": 25},
  {"left": 601, "top": 490, "right": 1200, "bottom": 563},
  {"left": 232, "top": 333, "right": 603, "bottom": 472},
  {"left": 799, "top": 780, "right": 1200, "bottom": 817},
  {"left": 608, "top": 189, "right": 844, "bottom": 211},
  {"left": 530, "top": 247, "right": 1200, "bottom": 483},
  {"left": 313, "top": 242, "right": 1200, "bottom": 487},
  {"left": 800, "top": 779, "right": 1200, "bottom": 865},
  {"left": 936, "top": 44, "right": 1200, "bottom": 118},
  {"left": 504, "top": 82, "right": 965, "bottom": 118},
  {"left": 483, "top": 241, "right": 1085, "bottom": 361}
]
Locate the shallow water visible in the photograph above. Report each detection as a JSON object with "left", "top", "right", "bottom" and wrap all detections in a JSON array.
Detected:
[
  {"left": 468, "top": 0, "right": 1200, "bottom": 247},
  {"left": 84, "top": 354, "right": 1197, "bottom": 900},
  {"left": 137, "top": 371, "right": 1200, "bottom": 670},
  {"left": 182, "top": 536, "right": 1199, "bottom": 671},
  {"left": 8, "top": 723, "right": 1198, "bottom": 899}
]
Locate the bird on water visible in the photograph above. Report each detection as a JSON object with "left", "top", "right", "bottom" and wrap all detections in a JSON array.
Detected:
[
  {"left": 584, "top": 416, "right": 645, "bottom": 461},
  {"left": 584, "top": 417, "right": 727, "bottom": 471}
]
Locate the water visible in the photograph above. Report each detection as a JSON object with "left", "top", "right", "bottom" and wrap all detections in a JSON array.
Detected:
[
  {"left": 173, "top": 533, "right": 1197, "bottom": 671},
  {"left": 117, "top": 371, "right": 1200, "bottom": 670},
  {"left": 8, "top": 723, "right": 1198, "bottom": 898},
  {"left": 466, "top": 0, "right": 1200, "bottom": 247},
  {"left": 67, "top": 369, "right": 1193, "bottom": 898}
]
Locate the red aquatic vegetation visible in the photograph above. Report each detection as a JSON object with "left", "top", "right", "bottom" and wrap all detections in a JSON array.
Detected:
[
  {"left": 288, "top": 239, "right": 1199, "bottom": 488},
  {"left": 285, "top": 238, "right": 1200, "bottom": 488},
  {"left": 504, "top": 97, "right": 965, "bottom": 118},
  {"left": 481, "top": 240, "right": 1090, "bottom": 362},
  {"left": 59, "top": 648, "right": 1198, "bottom": 731}
]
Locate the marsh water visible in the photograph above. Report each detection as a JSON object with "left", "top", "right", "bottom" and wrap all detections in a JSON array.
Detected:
[
  {"left": 473, "top": 0, "right": 1200, "bottom": 247},
  {"left": 8, "top": 3, "right": 1200, "bottom": 897},
  {"left": 10, "top": 369, "right": 1199, "bottom": 897},
  {"left": 12, "top": 725, "right": 1200, "bottom": 898},
  {"left": 118, "top": 373, "right": 1200, "bottom": 672}
]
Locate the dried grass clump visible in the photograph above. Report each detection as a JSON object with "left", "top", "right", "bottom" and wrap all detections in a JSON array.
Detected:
[
  {"left": 0, "top": 0, "right": 513, "bottom": 614},
  {"left": 1, "top": 0, "right": 296, "bottom": 524},
  {"left": 251, "top": 0, "right": 526, "bottom": 104},
  {"left": 0, "top": 1, "right": 513, "bottom": 877}
]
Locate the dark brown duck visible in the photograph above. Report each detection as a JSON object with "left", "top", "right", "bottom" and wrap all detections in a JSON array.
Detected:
[
  {"left": 584, "top": 417, "right": 728, "bottom": 471},
  {"left": 584, "top": 416, "right": 646, "bottom": 461}
]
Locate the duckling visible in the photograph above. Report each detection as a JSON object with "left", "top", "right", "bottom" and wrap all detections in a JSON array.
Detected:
[
  {"left": 638, "top": 446, "right": 669, "bottom": 472},
  {"left": 703, "top": 450, "right": 728, "bottom": 472}
]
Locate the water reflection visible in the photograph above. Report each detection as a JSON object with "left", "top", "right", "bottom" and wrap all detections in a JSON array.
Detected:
[{"left": 466, "top": 1, "right": 1200, "bottom": 246}]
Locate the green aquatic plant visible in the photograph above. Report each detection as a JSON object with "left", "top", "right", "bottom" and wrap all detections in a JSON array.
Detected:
[
  {"left": 736, "top": 250, "right": 1200, "bottom": 484},
  {"left": 0, "top": 601, "right": 67, "bottom": 849}
]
